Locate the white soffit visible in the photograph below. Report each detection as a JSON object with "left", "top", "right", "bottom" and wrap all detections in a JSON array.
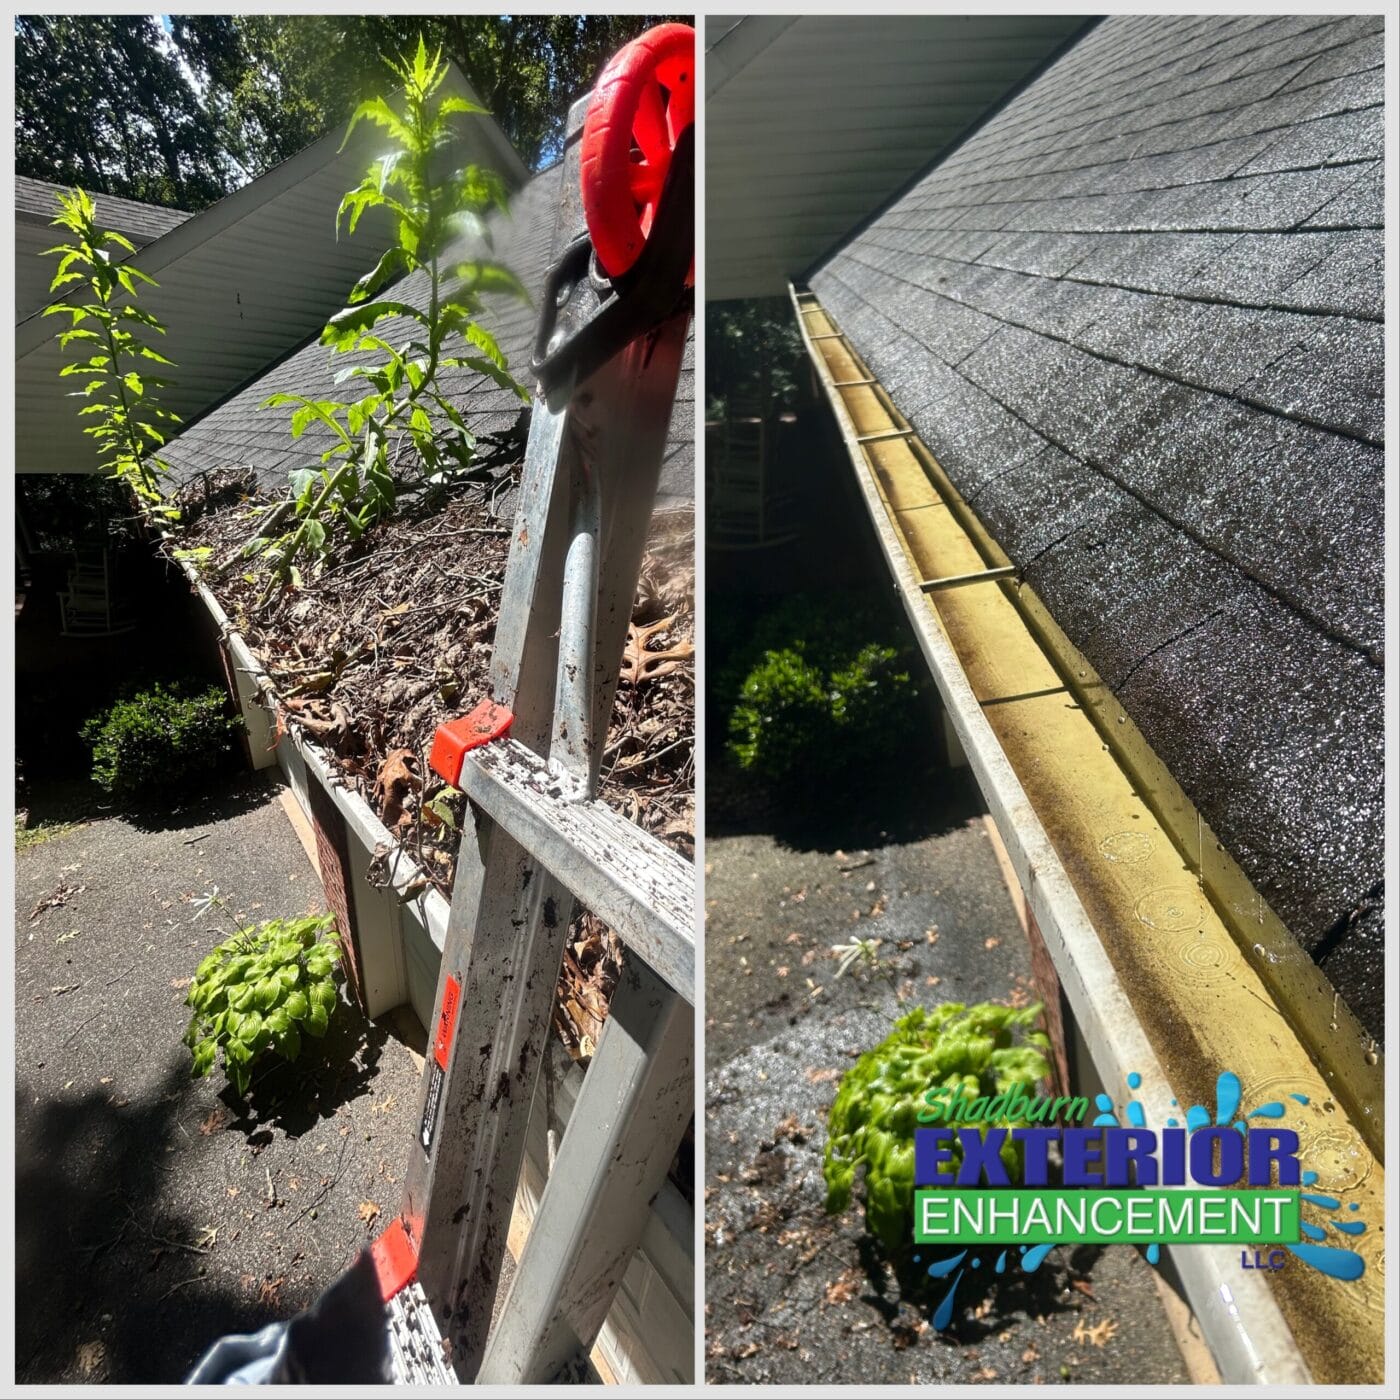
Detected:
[{"left": 705, "top": 14, "right": 1086, "bottom": 300}]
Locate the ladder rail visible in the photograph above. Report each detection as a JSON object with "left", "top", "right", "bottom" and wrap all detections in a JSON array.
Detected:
[
  {"left": 386, "top": 39, "right": 697, "bottom": 1381},
  {"left": 477, "top": 957, "right": 693, "bottom": 1384},
  {"left": 459, "top": 737, "right": 694, "bottom": 1003},
  {"left": 401, "top": 316, "right": 693, "bottom": 1379}
]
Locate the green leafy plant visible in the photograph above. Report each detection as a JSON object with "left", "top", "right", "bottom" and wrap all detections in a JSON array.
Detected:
[
  {"left": 81, "top": 681, "right": 242, "bottom": 798},
  {"left": 823, "top": 1002, "right": 1050, "bottom": 1250},
  {"left": 252, "top": 36, "right": 529, "bottom": 588},
  {"left": 729, "top": 640, "right": 916, "bottom": 780},
  {"left": 184, "top": 909, "right": 343, "bottom": 1096},
  {"left": 718, "top": 593, "right": 927, "bottom": 785},
  {"left": 44, "top": 187, "right": 181, "bottom": 514}
]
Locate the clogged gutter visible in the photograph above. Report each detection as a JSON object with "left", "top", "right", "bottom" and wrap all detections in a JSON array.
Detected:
[{"left": 165, "top": 465, "right": 694, "bottom": 1055}]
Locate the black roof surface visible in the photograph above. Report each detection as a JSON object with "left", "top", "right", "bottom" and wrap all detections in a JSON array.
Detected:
[
  {"left": 811, "top": 14, "right": 1384, "bottom": 1039},
  {"left": 16, "top": 174, "right": 190, "bottom": 244},
  {"left": 162, "top": 159, "right": 695, "bottom": 508}
]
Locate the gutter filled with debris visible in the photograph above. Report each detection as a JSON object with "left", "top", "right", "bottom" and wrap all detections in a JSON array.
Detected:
[{"left": 164, "top": 475, "right": 695, "bottom": 1384}]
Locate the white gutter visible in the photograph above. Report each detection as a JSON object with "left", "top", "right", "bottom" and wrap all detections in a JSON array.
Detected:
[{"left": 174, "top": 552, "right": 692, "bottom": 1382}]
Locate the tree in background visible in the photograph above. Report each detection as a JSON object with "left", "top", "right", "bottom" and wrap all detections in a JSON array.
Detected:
[
  {"left": 705, "top": 299, "right": 805, "bottom": 422},
  {"left": 16, "top": 15, "right": 233, "bottom": 209},
  {"left": 15, "top": 14, "right": 685, "bottom": 211}
]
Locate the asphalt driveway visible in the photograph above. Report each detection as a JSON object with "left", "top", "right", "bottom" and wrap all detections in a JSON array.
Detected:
[{"left": 14, "top": 772, "right": 422, "bottom": 1384}]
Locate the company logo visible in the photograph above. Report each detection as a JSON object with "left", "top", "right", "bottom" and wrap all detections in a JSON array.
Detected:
[{"left": 905, "top": 1070, "right": 1368, "bottom": 1329}]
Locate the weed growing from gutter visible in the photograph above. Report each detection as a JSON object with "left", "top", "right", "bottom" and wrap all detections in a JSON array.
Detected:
[
  {"left": 250, "top": 36, "right": 529, "bottom": 593},
  {"left": 44, "top": 187, "right": 181, "bottom": 518}
]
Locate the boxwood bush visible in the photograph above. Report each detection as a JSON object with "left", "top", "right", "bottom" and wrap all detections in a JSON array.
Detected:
[
  {"left": 81, "top": 680, "right": 242, "bottom": 799},
  {"left": 720, "top": 594, "right": 925, "bottom": 783}
]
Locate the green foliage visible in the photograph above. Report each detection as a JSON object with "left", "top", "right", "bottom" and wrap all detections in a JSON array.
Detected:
[
  {"left": 81, "top": 681, "right": 242, "bottom": 798},
  {"left": 44, "top": 187, "right": 182, "bottom": 512},
  {"left": 705, "top": 298, "right": 804, "bottom": 421},
  {"left": 16, "top": 15, "right": 234, "bottom": 210},
  {"left": 15, "top": 816, "right": 85, "bottom": 852},
  {"left": 16, "top": 473, "right": 141, "bottom": 555},
  {"left": 184, "top": 914, "right": 343, "bottom": 1097},
  {"left": 249, "top": 37, "right": 529, "bottom": 588},
  {"left": 722, "top": 595, "right": 923, "bottom": 782},
  {"left": 17, "top": 17, "right": 686, "bottom": 209},
  {"left": 201, "top": 16, "right": 688, "bottom": 176},
  {"left": 823, "top": 1002, "right": 1051, "bottom": 1250}
]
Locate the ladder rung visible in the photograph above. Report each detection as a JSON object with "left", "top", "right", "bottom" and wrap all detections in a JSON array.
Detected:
[
  {"left": 856, "top": 426, "right": 915, "bottom": 444},
  {"left": 461, "top": 738, "right": 695, "bottom": 1003},
  {"left": 919, "top": 565, "right": 1019, "bottom": 592},
  {"left": 387, "top": 1282, "right": 458, "bottom": 1384}
]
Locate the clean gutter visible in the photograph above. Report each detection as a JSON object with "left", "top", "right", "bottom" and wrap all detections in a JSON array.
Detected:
[{"left": 790, "top": 284, "right": 1385, "bottom": 1387}]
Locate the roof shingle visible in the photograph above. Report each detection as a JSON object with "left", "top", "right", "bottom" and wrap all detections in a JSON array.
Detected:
[{"left": 812, "top": 12, "right": 1384, "bottom": 1039}]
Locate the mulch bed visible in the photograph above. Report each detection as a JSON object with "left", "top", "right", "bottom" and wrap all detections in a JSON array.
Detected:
[{"left": 167, "top": 463, "right": 693, "bottom": 1058}]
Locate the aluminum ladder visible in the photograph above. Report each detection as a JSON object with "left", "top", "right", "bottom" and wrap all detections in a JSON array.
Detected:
[{"left": 373, "top": 27, "right": 695, "bottom": 1385}]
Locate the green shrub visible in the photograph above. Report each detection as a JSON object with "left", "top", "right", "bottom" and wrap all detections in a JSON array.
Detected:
[
  {"left": 81, "top": 681, "right": 242, "bottom": 798},
  {"left": 823, "top": 1002, "right": 1050, "bottom": 1250},
  {"left": 722, "top": 594, "right": 924, "bottom": 781},
  {"left": 184, "top": 914, "right": 343, "bottom": 1097},
  {"left": 727, "top": 647, "right": 827, "bottom": 777}
]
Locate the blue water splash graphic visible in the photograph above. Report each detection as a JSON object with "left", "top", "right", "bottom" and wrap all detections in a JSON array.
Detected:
[
  {"left": 932, "top": 1270, "right": 964, "bottom": 1329},
  {"left": 1214, "top": 1070, "right": 1241, "bottom": 1125},
  {"left": 1021, "top": 1242, "right": 1055, "bottom": 1273},
  {"left": 1286, "top": 1243, "right": 1365, "bottom": 1281},
  {"left": 1302, "top": 1192, "right": 1342, "bottom": 1210}
]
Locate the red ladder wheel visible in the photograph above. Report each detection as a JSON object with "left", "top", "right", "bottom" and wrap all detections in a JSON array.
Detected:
[{"left": 580, "top": 22, "right": 694, "bottom": 283}]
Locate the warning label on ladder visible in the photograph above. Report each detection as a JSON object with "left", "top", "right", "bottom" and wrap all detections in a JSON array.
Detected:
[{"left": 421, "top": 975, "right": 461, "bottom": 1150}]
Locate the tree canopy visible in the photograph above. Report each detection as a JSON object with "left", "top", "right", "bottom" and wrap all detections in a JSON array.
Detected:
[
  {"left": 16, "top": 15, "right": 233, "bottom": 209},
  {"left": 16, "top": 13, "right": 685, "bottom": 211}
]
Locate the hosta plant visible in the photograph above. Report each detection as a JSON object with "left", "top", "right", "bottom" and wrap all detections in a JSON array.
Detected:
[
  {"left": 823, "top": 1001, "right": 1050, "bottom": 1250},
  {"left": 44, "top": 187, "right": 181, "bottom": 515},
  {"left": 184, "top": 913, "right": 343, "bottom": 1097},
  {"left": 253, "top": 36, "right": 528, "bottom": 587}
]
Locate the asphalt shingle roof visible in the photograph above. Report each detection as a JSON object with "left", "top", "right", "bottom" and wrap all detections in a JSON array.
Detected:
[
  {"left": 162, "top": 160, "right": 694, "bottom": 509},
  {"left": 16, "top": 174, "right": 190, "bottom": 244},
  {"left": 811, "top": 13, "right": 1384, "bottom": 1039}
]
